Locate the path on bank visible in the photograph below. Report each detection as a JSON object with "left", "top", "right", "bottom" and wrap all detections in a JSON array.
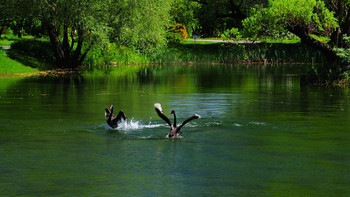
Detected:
[
  {"left": 185, "top": 39, "right": 260, "bottom": 44},
  {"left": 0, "top": 46, "right": 10, "bottom": 50}
]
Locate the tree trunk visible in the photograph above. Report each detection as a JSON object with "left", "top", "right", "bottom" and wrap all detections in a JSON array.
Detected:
[
  {"left": 288, "top": 25, "right": 345, "bottom": 83},
  {"left": 44, "top": 22, "right": 65, "bottom": 67},
  {"left": 0, "top": 27, "right": 3, "bottom": 38},
  {"left": 287, "top": 25, "right": 338, "bottom": 61},
  {"left": 62, "top": 23, "right": 71, "bottom": 66},
  {"left": 43, "top": 21, "right": 86, "bottom": 68}
]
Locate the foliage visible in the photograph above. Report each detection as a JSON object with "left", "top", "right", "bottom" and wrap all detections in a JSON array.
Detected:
[
  {"left": 167, "top": 23, "right": 188, "bottom": 43},
  {"left": 170, "top": 0, "right": 200, "bottom": 37},
  {"left": 334, "top": 35, "right": 350, "bottom": 64},
  {"left": 166, "top": 32, "right": 183, "bottom": 43},
  {"left": 1, "top": 0, "right": 174, "bottom": 67},
  {"left": 108, "top": 0, "right": 173, "bottom": 55},
  {"left": 242, "top": 0, "right": 338, "bottom": 38},
  {"left": 84, "top": 44, "right": 151, "bottom": 67},
  {"left": 222, "top": 28, "right": 242, "bottom": 40},
  {"left": 8, "top": 39, "right": 55, "bottom": 70},
  {"left": 241, "top": 0, "right": 343, "bottom": 83},
  {"left": 196, "top": 0, "right": 268, "bottom": 37},
  {"left": 11, "top": 39, "right": 53, "bottom": 61},
  {"left": 154, "top": 42, "right": 324, "bottom": 64}
]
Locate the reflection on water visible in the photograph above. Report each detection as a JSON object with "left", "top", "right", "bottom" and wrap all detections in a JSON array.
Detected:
[{"left": 1, "top": 64, "right": 350, "bottom": 196}]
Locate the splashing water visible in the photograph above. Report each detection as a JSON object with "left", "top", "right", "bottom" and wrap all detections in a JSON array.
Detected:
[{"left": 100, "top": 118, "right": 164, "bottom": 131}]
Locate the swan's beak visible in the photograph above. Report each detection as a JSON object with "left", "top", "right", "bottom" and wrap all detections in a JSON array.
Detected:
[{"left": 110, "top": 105, "right": 113, "bottom": 109}]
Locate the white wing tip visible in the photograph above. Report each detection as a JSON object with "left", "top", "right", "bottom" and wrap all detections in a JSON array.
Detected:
[{"left": 154, "top": 103, "right": 162, "bottom": 112}]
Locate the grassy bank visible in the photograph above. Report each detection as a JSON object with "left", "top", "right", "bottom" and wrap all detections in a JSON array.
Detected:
[
  {"left": 1, "top": 36, "right": 325, "bottom": 75},
  {"left": 153, "top": 42, "right": 325, "bottom": 64},
  {"left": 85, "top": 41, "right": 325, "bottom": 67},
  {"left": 0, "top": 49, "right": 39, "bottom": 75}
]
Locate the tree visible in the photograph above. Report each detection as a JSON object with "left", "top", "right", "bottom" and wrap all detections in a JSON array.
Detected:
[
  {"left": 108, "top": 0, "right": 173, "bottom": 55},
  {"left": 326, "top": 0, "right": 350, "bottom": 47},
  {"left": 243, "top": 0, "right": 338, "bottom": 58},
  {"left": 38, "top": 0, "right": 112, "bottom": 67},
  {"left": 242, "top": 0, "right": 345, "bottom": 82},
  {"left": 170, "top": 0, "right": 200, "bottom": 37},
  {"left": 1, "top": 0, "right": 174, "bottom": 67},
  {"left": 193, "top": 0, "right": 268, "bottom": 37},
  {"left": 0, "top": 0, "right": 110, "bottom": 67}
]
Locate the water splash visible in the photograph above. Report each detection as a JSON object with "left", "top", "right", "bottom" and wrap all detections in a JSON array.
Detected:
[
  {"left": 117, "top": 119, "right": 163, "bottom": 130},
  {"left": 98, "top": 118, "right": 164, "bottom": 131}
]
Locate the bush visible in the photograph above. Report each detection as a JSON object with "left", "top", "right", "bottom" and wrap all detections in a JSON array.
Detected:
[
  {"left": 222, "top": 28, "right": 242, "bottom": 40},
  {"left": 10, "top": 39, "right": 54, "bottom": 63},
  {"left": 166, "top": 32, "right": 183, "bottom": 43},
  {"left": 167, "top": 23, "right": 188, "bottom": 43},
  {"left": 83, "top": 43, "right": 151, "bottom": 67},
  {"left": 7, "top": 39, "right": 55, "bottom": 70}
]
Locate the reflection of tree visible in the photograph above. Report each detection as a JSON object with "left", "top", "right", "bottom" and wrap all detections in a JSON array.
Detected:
[
  {"left": 4, "top": 74, "right": 87, "bottom": 116},
  {"left": 4, "top": 64, "right": 350, "bottom": 125}
]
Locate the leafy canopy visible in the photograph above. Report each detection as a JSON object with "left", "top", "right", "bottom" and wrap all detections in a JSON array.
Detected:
[
  {"left": 108, "top": 0, "right": 173, "bottom": 55},
  {"left": 242, "top": 0, "right": 338, "bottom": 38}
]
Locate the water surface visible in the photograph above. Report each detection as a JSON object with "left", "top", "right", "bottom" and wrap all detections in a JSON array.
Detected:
[{"left": 1, "top": 64, "right": 350, "bottom": 196}]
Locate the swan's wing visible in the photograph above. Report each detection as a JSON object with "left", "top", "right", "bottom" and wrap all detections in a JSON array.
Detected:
[
  {"left": 154, "top": 103, "right": 172, "bottom": 127},
  {"left": 177, "top": 113, "right": 201, "bottom": 132},
  {"left": 115, "top": 110, "right": 127, "bottom": 121}
]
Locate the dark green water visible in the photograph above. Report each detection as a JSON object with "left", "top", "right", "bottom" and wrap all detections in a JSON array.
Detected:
[{"left": 1, "top": 64, "right": 350, "bottom": 196}]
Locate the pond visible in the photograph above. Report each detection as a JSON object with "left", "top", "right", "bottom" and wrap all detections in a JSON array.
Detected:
[{"left": 1, "top": 64, "right": 350, "bottom": 196}]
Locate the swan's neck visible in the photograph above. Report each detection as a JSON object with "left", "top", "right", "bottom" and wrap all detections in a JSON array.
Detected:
[{"left": 173, "top": 111, "right": 176, "bottom": 127}]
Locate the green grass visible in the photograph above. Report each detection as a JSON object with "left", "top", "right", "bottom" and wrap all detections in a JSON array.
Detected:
[
  {"left": 0, "top": 34, "right": 34, "bottom": 46},
  {"left": 0, "top": 39, "right": 13, "bottom": 46},
  {"left": 186, "top": 35, "right": 330, "bottom": 45},
  {"left": 0, "top": 49, "right": 39, "bottom": 75},
  {"left": 181, "top": 40, "right": 221, "bottom": 45},
  {"left": 258, "top": 37, "right": 301, "bottom": 44}
]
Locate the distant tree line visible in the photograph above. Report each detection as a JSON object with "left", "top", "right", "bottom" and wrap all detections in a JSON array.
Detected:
[{"left": 1, "top": 0, "right": 350, "bottom": 83}]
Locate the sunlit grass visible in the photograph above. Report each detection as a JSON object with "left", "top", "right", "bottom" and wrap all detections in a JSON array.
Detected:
[
  {"left": 0, "top": 40, "right": 13, "bottom": 46},
  {"left": 0, "top": 49, "right": 39, "bottom": 75},
  {"left": 181, "top": 40, "right": 221, "bottom": 45},
  {"left": 0, "top": 34, "right": 35, "bottom": 46}
]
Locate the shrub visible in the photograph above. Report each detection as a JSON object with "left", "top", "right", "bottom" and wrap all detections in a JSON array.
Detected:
[
  {"left": 222, "top": 28, "right": 242, "bottom": 40},
  {"left": 10, "top": 39, "right": 54, "bottom": 63},
  {"left": 166, "top": 32, "right": 183, "bottom": 43},
  {"left": 167, "top": 23, "right": 188, "bottom": 43}
]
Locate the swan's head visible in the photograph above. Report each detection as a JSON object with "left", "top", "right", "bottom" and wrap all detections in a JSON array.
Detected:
[
  {"left": 110, "top": 104, "right": 113, "bottom": 109},
  {"left": 154, "top": 103, "right": 162, "bottom": 112},
  {"left": 170, "top": 110, "right": 175, "bottom": 114},
  {"left": 194, "top": 113, "right": 201, "bottom": 119}
]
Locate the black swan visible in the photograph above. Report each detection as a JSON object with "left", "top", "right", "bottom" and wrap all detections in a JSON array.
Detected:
[
  {"left": 154, "top": 103, "right": 200, "bottom": 138},
  {"left": 105, "top": 104, "right": 127, "bottom": 129}
]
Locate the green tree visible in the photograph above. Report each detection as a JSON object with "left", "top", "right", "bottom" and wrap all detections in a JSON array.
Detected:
[
  {"left": 170, "top": 0, "right": 200, "bottom": 37},
  {"left": 243, "top": 0, "right": 338, "bottom": 58},
  {"left": 0, "top": 0, "right": 35, "bottom": 38},
  {"left": 326, "top": 0, "right": 350, "bottom": 47},
  {"left": 194, "top": 0, "right": 268, "bottom": 37},
  {"left": 108, "top": 0, "right": 173, "bottom": 55},
  {"left": 242, "top": 0, "right": 345, "bottom": 82},
  {"left": 1, "top": 0, "right": 174, "bottom": 67},
  {"left": 38, "top": 0, "right": 111, "bottom": 67}
]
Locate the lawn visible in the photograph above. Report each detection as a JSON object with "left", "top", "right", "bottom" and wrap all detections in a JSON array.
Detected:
[{"left": 0, "top": 49, "right": 39, "bottom": 75}]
